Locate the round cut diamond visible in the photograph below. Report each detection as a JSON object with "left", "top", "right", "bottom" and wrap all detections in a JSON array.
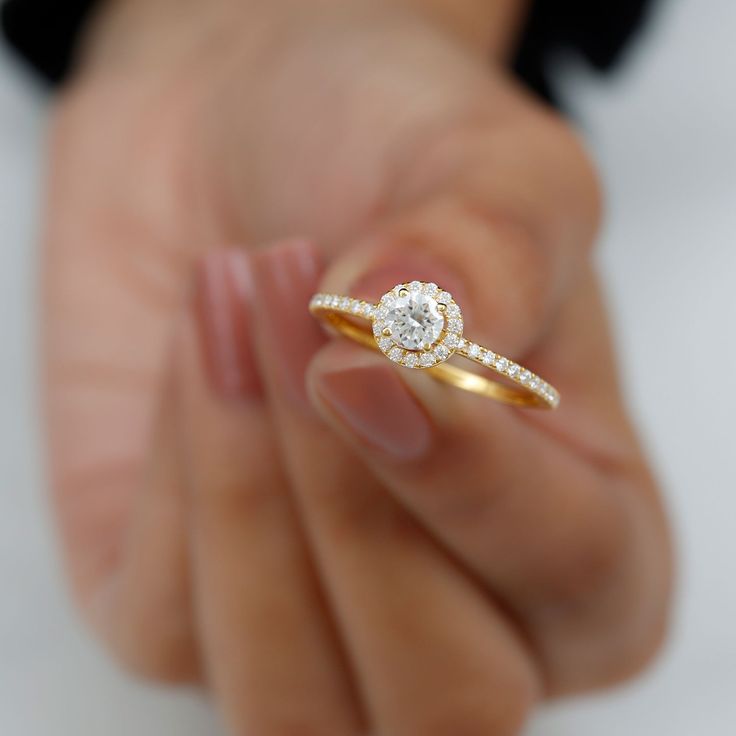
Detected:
[
  {"left": 385, "top": 291, "right": 445, "bottom": 351},
  {"left": 373, "top": 281, "right": 461, "bottom": 369}
]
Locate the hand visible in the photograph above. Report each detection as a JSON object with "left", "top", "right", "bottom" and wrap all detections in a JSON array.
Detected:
[{"left": 43, "top": 0, "right": 672, "bottom": 733}]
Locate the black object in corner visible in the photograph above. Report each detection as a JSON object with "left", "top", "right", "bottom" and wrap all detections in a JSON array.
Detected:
[{"left": 1, "top": 0, "right": 654, "bottom": 101}]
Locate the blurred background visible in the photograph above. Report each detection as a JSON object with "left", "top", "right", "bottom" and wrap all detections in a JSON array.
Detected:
[{"left": 1, "top": 0, "right": 734, "bottom": 733}]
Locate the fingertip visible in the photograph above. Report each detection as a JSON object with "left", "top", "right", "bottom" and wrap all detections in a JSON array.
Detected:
[{"left": 308, "top": 341, "right": 434, "bottom": 462}]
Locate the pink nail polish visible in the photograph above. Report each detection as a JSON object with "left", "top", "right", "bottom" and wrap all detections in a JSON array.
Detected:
[
  {"left": 315, "top": 364, "right": 432, "bottom": 460},
  {"left": 252, "top": 239, "right": 325, "bottom": 406},
  {"left": 194, "top": 249, "right": 262, "bottom": 399}
]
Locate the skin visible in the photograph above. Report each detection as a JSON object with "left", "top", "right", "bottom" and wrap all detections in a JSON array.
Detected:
[{"left": 43, "top": 0, "right": 673, "bottom": 733}]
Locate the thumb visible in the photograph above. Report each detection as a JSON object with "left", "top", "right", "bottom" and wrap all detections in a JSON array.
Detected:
[{"left": 319, "top": 97, "right": 600, "bottom": 358}]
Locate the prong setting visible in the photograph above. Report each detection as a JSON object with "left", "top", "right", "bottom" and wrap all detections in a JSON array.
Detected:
[{"left": 371, "top": 281, "right": 462, "bottom": 369}]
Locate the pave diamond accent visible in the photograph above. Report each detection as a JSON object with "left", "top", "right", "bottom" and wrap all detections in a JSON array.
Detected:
[
  {"left": 388, "top": 347, "right": 403, "bottom": 363},
  {"left": 434, "top": 344, "right": 450, "bottom": 361},
  {"left": 457, "top": 340, "right": 559, "bottom": 408}
]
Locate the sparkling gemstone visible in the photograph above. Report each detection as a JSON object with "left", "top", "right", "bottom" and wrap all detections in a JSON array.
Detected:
[
  {"left": 435, "top": 344, "right": 450, "bottom": 360},
  {"left": 388, "top": 347, "right": 404, "bottom": 363},
  {"left": 385, "top": 291, "right": 445, "bottom": 351}
]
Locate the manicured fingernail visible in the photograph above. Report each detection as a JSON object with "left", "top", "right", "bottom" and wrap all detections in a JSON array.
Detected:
[
  {"left": 252, "top": 239, "right": 324, "bottom": 406},
  {"left": 314, "top": 363, "right": 432, "bottom": 460},
  {"left": 327, "top": 247, "right": 467, "bottom": 306},
  {"left": 194, "top": 249, "right": 261, "bottom": 399}
]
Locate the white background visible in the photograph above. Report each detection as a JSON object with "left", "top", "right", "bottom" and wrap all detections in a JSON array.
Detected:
[{"left": 1, "top": 0, "right": 734, "bottom": 733}]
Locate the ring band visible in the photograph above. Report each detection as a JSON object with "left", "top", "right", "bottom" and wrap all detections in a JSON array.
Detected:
[{"left": 309, "top": 280, "right": 559, "bottom": 409}]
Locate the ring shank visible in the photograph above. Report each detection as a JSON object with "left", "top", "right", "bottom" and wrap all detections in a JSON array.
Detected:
[{"left": 318, "top": 310, "right": 553, "bottom": 409}]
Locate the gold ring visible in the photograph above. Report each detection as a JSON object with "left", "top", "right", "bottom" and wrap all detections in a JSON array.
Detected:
[{"left": 310, "top": 280, "right": 559, "bottom": 409}]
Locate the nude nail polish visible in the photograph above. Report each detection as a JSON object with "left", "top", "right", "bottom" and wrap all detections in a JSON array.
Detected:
[
  {"left": 252, "top": 239, "right": 325, "bottom": 406},
  {"left": 194, "top": 249, "right": 262, "bottom": 399},
  {"left": 314, "top": 363, "right": 432, "bottom": 460}
]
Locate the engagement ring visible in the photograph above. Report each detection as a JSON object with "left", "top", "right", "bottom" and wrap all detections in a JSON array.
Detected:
[{"left": 310, "top": 280, "right": 559, "bottom": 409}]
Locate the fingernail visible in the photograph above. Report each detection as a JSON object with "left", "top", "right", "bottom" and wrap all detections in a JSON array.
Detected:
[
  {"left": 194, "top": 249, "right": 261, "bottom": 399},
  {"left": 326, "top": 245, "right": 467, "bottom": 307},
  {"left": 314, "top": 363, "right": 432, "bottom": 460},
  {"left": 252, "top": 239, "right": 324, "bottom": 406}
]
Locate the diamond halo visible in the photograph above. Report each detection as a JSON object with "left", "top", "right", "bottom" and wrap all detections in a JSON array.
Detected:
[{"left": 372, "top": 281, "right": 463, "bottom": 369}]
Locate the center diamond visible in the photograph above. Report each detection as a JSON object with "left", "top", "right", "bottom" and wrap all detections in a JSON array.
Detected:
[{"left": 386, "top": 291, "right": 445, "bottom": 351}]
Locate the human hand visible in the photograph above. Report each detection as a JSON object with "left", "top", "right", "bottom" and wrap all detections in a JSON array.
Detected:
[{"left": 44, "top": 0, "right": 672, "bottom": 733}]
